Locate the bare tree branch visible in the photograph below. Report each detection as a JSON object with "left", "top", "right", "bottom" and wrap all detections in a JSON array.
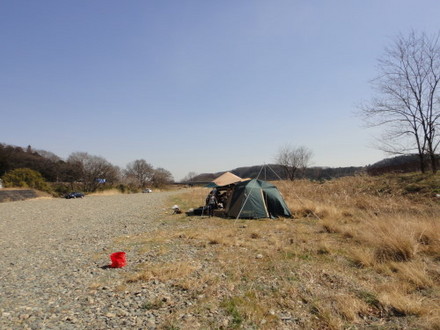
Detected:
[
  {"left": 275, "top": 145, "right": 313, "bottom": 180},
  {"left": 359, "top": 30, "right": 440, "bottom": 173}
]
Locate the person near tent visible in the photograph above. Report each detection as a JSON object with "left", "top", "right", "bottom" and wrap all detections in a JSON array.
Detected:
[
  {"left": 205, "top": 189, "right": 215, "bottom": 204},
  {"left": 217, "top": 190, "right": 230, "bottom": 209},
  {"left": 206, "top": 191, "right": 218, "bottom": 217}
]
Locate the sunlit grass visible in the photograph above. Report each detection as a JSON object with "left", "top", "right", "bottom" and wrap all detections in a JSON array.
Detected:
[{"left": 112, "top": 173, "right": 440, "bottom": 329}]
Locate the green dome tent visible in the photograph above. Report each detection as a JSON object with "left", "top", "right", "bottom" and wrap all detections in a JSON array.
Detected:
[{"left": 226, "top": 179, "right": 292, "bottom": 219}]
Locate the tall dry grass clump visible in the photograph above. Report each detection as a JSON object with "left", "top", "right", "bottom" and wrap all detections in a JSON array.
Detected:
[
  {"left": 270, "top": 174, "right": 440, "bottom": 327},
  {"left": 362, "top": 216, "right": 420, "bottom": 262}
]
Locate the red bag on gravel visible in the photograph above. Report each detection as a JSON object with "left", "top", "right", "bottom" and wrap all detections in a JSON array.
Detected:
[{"left": 110, "top": 252, "right": 126, "bottom": 268}]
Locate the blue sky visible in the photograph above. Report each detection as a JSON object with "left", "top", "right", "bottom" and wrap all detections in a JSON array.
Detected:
[{"left": 1, "top": 1, "right": 439, "bottom": 180}]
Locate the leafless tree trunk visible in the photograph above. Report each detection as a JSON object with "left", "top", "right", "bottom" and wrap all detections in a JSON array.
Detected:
[
  {"left": 275, "top": 145, "right": 313, "bottom": 180},
  {"left": 361, "top": 31, "right": 440, "bottom": 173}
]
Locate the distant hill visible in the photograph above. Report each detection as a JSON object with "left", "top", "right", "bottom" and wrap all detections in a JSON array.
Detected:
[
  {"left": 187, "top": 154, "right": 440, "bottom": 183},
  {"left": 366, "top": 154, "right": 439, "bottom": 175},
  {"left": 188, "top": 164, "right": 364, "bottom": 183}
]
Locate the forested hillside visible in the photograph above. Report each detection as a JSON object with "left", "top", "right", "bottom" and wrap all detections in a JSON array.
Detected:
[
  {"left": 0, "top": 143, "right": 174, "bottom": 193},
  {"left": 0, "top": 144, "right": 79, "bottom": 182}
]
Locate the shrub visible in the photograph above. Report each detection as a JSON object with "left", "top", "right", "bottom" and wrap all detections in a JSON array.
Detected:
[
  {"left": 51, "top": 182, "right": 84, "bottom": 196},
  {"left": 1, "top": 168, "right": 52, "bottom": 193},
  {"left": 117, "top": 184, "right": 127, "bottom": 193},
  {"left": 116, "top": 184, "right": 140, "bottom": 194}
]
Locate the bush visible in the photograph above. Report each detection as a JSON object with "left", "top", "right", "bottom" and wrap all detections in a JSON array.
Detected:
[
  {"left": 1, "top": 168, "right": 52, "bottom": 193},
  {"left": 116, "top": 184, "right": 140, "bottom": 194},
  {"left": 51, "top": 183, "right": 72, "bottom": 196},
  {"left": 117, "top": 184, "right": 127, "bottom": 193}
]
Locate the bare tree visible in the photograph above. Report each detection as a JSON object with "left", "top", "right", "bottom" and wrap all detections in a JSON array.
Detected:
[
  {"left": 151, "top": 168, "right": 174, "bottom": 187},
  {"left": 67, "top": 152, "right": 118, "bottom": 192},
  {"left": 125, "top": 159, "right": 154, "bottom": 188},
  {"left": 35, "top": 149, "right": 62, "bottom": 162},
  {"left": 360, "top": 31, "right": 440, "bottom": 173},
  {"left": 180, "top": 171, "right": 198, "bottom": 183},
  {"left": 275, "top": 145, "right": 313, "bottom": 180}
]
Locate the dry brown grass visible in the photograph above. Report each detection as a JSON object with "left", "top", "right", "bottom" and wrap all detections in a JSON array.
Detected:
[
  {"left": 126, "top": 261, "right": 200, "bottom": 283},
  {"left": 111, "top": 173, "right": 440, "bottom": 329}
]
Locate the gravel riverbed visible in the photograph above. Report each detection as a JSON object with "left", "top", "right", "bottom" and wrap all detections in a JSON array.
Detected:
[{"left": 0, "top": 192, "right": 182, "bottom": 329}]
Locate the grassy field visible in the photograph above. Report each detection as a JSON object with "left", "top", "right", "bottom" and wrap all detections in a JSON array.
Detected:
[{"left": 118, "top": 173, "right": 440, "bottom": 329}]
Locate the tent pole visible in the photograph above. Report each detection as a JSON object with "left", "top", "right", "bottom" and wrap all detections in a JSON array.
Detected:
[
  {"left": 235, "top": 165, "right": 267, "bottom": 221},
  {"left": 255, "top": 164, "right": 264, "bottom": 180},
  {"left": 235, "top": 166, "right": 264, "bottom": 221},
  {"left": 266, "top": 164, "right": 283, "bottom": 180},
  {"left": 235, "top": 191, "right": 251, "bottom": 221}
]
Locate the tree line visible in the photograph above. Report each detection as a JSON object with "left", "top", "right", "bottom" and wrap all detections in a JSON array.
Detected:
[{"left": 0, "top": 143, "right": 173, "bottom": 194}]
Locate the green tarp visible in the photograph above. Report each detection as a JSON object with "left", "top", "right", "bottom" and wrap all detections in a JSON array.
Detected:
[{"left": 226, "top": 179, "right": 292, "bottom": 219}]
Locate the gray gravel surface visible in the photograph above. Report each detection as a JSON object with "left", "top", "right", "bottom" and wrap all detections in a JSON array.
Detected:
[{"left": 0, "top": 192, "right": 180, "bottom": 329}]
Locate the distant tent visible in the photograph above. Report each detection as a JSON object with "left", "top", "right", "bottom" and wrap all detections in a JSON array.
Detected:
[
  {"left": 205, "top": 172, "right": 245, "bottom": 188},
  {"left": 226, "top": 179, "right": 292, "bottom": 219}
]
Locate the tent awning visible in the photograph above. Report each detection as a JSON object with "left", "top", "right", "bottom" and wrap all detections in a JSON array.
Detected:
[{"left": 205, "top": 172, "right": 243, "bottom": 188}]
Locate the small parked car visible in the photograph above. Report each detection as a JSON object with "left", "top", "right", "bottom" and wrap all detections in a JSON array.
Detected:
[
  {"left": 142, "top": 188, "right": 153, "bottom": 193},
  {"left": 65, "top": 192, "right": 85, "bottom": 199}
]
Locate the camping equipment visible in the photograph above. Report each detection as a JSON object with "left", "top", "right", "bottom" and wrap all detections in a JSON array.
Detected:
[
  {"left": 226, "top": 179, "right": 292, "bottom": 219},
  {"left": 110, "top": 252, "right": 127, "bottom": 268},
  {"left": 205, "top": 171, "right": 246, "bottom": 188}
]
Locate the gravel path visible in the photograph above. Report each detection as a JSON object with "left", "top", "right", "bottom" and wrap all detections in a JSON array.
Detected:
[{"left": 0, "top": 192, "right": 180, "bottom": 329}]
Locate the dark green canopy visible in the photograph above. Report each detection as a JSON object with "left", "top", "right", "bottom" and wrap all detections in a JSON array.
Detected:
[{"left": 226, "top": 179, "right": 292, "bottom": 219}]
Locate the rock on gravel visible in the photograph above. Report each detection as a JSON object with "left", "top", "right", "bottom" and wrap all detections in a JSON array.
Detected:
[{"left": 0, "top": 192, "right": 178, "bottom": 329}]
